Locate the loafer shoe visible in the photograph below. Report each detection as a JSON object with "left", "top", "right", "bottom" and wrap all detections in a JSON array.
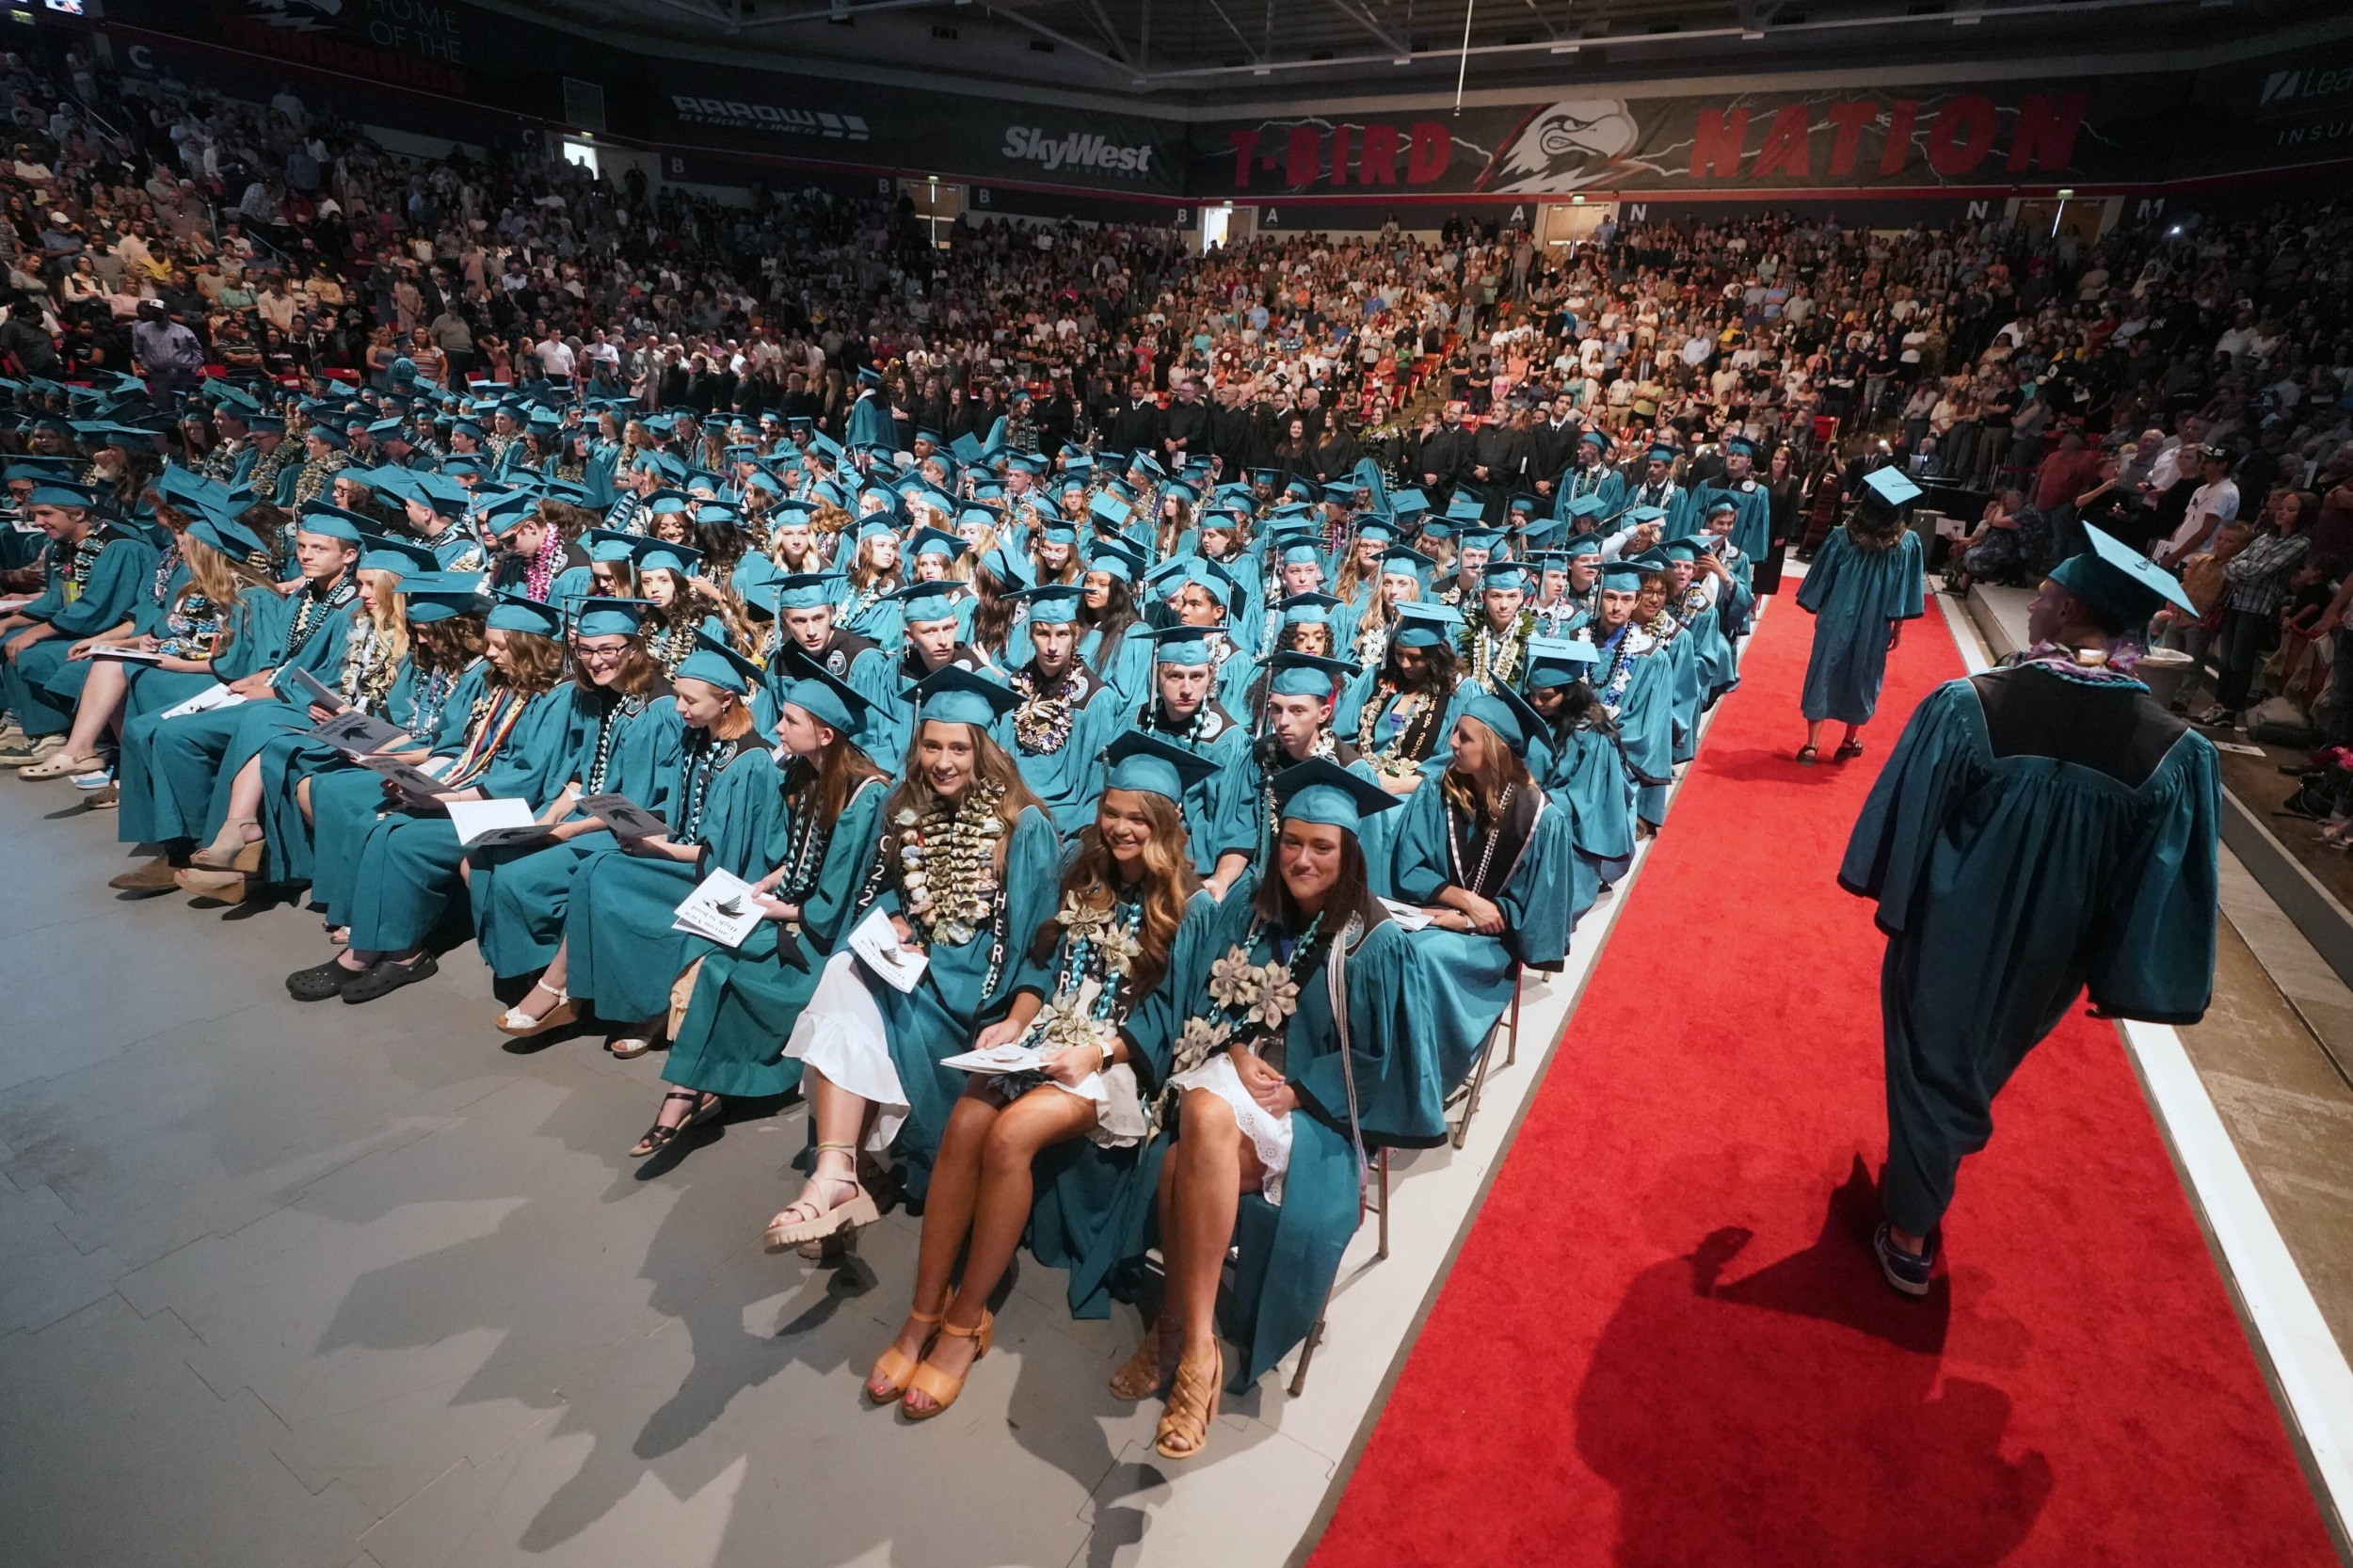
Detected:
[{"left": 1873, "top": 1222, "right": 1935, "bottom": 1298}]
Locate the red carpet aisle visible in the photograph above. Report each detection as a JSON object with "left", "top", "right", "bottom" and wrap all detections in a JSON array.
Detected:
[{"left": 1313, "top": 604, "right": 2339, "bottom": 1567}]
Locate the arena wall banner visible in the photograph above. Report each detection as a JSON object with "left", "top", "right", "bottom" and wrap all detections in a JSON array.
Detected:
[{"left": 639, "top": 61, "right": 1189, "bottom": 196}]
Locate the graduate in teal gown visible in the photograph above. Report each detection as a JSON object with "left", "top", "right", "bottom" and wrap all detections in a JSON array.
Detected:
[
  {"left": 1797, "top": 468, "right": 1928, "bottom": 763},
  {"left": 517, "top": 635, "right": 777, "bottom": 1056},
  {"left": 247, "top": 572, "right": 487, "bottom": 896},
  {"left": 863, "top": 733, "right": 1223, "bottom": 1417},
  {"left": 761, "top": 667, "right": 1064, "bottom": 1250},
  {"left": 112, "top": 505, "right": 363, "bottom": 880},
  {"left": 0, "top": 480, "right": 159, "bottom": 748},
  {"left": 1122, "top": 761, "right": 1445, "bottom": 1454},
  {"left": 283, "top": 596, "right": 579, "bottom": 1005},
  {"left": 1336, "top": 600, "right": 1477, "bottom": 795},
  {"left": 999, "top": 583, "right": 1124, "bottom": 831},
  {"left": 1663, "top": 530, "right": 1739, "bottom": 705},
  {"left": 1130, "top": 623, "right": 1255, "bottom": 891},
  {"left": 1236, "top": 650, "right": 1399, "bottom": 898},
  {"left": 1520, "top": 637, "right": 1636, "bottom": 909},
  {"left": 1391, "top": 691, "right": 1577, "bottom": 1090},
  {"left": 465, "top": 597, "right": 685, "bottom": 985},
  {"left": 649, "top": 650, "right": 893, "bottom": 1146},
  {"left": 1573, "top": 559, "right": 1679, "bottom": 830},
  {"left": 177, "top": 534, "right": 441, "bottom": 896},
  {"left": 1839, "top": 530, "right": 2217, "bottom": 1296},
  {"left": 1075, "top": 549, "right": 1155, "bottom": 711},
  {"left": 1670, "top": 435, "right": 1773, "bottom": 562}
]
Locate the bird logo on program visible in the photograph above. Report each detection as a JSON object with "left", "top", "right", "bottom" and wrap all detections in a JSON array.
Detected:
[{"left": 1481, "top": 100, "right": 1641, "bottom": 193}]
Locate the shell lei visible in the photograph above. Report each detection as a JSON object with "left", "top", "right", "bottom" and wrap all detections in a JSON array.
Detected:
[
  {"left": 1010, "top": 667, "right": 1080, "bottom": 755},
  {"left": 896, "top": 781, "right": 1006, "bottom": 949}
]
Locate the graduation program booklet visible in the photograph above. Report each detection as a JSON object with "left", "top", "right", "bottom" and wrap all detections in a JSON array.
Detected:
[
  {"left": 310, "top": 708, "right": 409, "bottom": 756},
  {"left": 280, "top": 666, "right": 348, "bottom": 712},
  {"left": 848, "top": 906, "right": 929, "bottom": 994},
  {"left": 445, "top": 797, "right": 545, "bottom": 849},
  {"left": 941, "top": 1041, "right": 1055, "bottom": 1076},
  {"left": 88, "top": 645, "right": 167, "bottom": 664},
  {"left": 158, "top": 684, "right": 246, "bottom": 719},
  {"left": 671, "top": 868, "right": 763, "bottom": 949},
  {"left": 353, "top": 751, "right": 455, "bottom": 804},
  {"left": 578, "top": 792, "right": 668, "bottom": 840},
  {"left": 1379, "top": 898, "right": 1435, "bottom": 932}
]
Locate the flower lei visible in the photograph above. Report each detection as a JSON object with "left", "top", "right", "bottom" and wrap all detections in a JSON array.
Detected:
[
  {"left": 1357, "top": 679, "right": 1436, "bottom": 779},
  {"left": 339, "top": 616, "right": 401, "bottom": 712},
  {"left": 1461, "top": 607, "right": 1535, "bottom": 689},
  {"left": 521, "top": 527, "right": 568, "bottom": 602},
  {"left": 1009, "top": 665, "right": 1081, "bottom": 755},
  {"left": 894, "top": 780, "right": 1006, "bottom": 949},
  {"left": 1158, "top": 913, "right": 1333, "bottom": 1128},
  {"left": 1004, "top": 889, "right": 1144, "bottom": 1090},
  {"left": 1588, "top": 626, "right": 1641, "bottom": 718}
]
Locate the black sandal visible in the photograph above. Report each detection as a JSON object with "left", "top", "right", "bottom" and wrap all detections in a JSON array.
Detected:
[
  {"left": 631, "top": 1091, "right": 721, "bottom": 1158},
  {"left": 1796, "top": 744, "right": 1818, "bottom": 765},
  {"left": 1834, "top": 739, "right": 1865, "bottom": 761}
]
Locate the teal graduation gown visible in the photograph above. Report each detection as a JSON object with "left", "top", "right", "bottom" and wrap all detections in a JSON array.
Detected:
[
  {"left": 564, "top": 730, "right": 777, "bottom": 1025},
  {"left": 1797, "top": 526, "right": 1926, "bottom": 726},
  {"left": 1026, "top": 887, "right": 1222, "bottom": 1319},
  {"left": 4, "top": 527, "right": 157, "bottom": 736},
  {"left": 306, "top": 663, "right": 489, "bottom": 917},
  {"left": 1838, "top": 666, "right": 2218, "bottom": 1235},
  {"left": 665, "top": 771, "right": 892, "bottom": 1099},
  {"left": 339, "top": 683, "right": 579, "bottom": 952},
  {"left": 467, "top": 684, "right": 686, "bottom": 979},
  {"left": 862, "top": 804, "right": 1064, "bottom": 1195},
  {"left": 1148, "top": 874, "right": 1447, "bottom": 1386},
  {"left": 1532, "top": 716, "right": 1637, "bottom": 906},
  {"left": 1390, "top": 776, "right": 1577, "bottom": 1088},
  {"left": 1004, "top": 665, "right": 1122, "bottom": 834},
  {"left": 1132, "top": 701, "right": 1254, "bottom": 877}
]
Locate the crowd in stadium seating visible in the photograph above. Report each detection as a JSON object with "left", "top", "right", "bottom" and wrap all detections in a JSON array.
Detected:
[{"left": 2, "top": 37, "right": 2351, "bottom": 1445}]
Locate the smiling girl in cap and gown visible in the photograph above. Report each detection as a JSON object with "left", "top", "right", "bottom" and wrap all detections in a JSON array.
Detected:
[
  {"left": 865, "top": 731, "right": 1223, "bottom": 1417},
  {"left": 1392, "top": 689, "right": 1578, "bottom": 1089},
  {"left": 762, "top": 667, "right": 1064, "bottom": 1248},
  {"left": 1337, "top": 600, "right": 1476, "bottom": 793},
  {"left": 1796, "top": 468, "right": 1927, "bottom": 764},
  {"left": 464, "top": 597, "right": 685, "bottom": 994},
  {"left": 506, "top": 634, "right": 776, "bottom": 1058},
  {"left": 283, "top": 595, "right": 579, "bottom": 1004},
  {"left": 652, "top": 648, "right": 892, "bottom": 1148},
  {"left": 1118, "top": 758, "right": 1444, "bottom": 1457},
  {"left": 1841, "top": 525, "right": 2217, "bottom": 1297}
]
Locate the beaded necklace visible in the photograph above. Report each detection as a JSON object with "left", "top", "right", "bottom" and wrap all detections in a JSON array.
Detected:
[
  {"left": 775, "top": 764, "right": 857, "bottom": 903},
  {"left": 648, "top": 616, "right": 698, "bottom": 676},
  {"left": 62, "top": 531, "right": 104, "bottom": 602},
  {"left": 283, "top": 571, "right": 357, "bottom": 659},
  {"left": 1357, "top": 679, "right": 1439, "bottom": 778},
  {"left": 339, "top": 616, "right": 401, "bottom": 711},
  {"left": 1010, "top": 664, "right": 1083, "bottom": 754},
  {"left": 1446, "top": 781, "right": 1518, "bottom": 898},
  {"left": 585, "top": 692, "right": 626, "bottom": 794},
  {"left": 674, "top": 730, "right": 744, "bottom": 842},
  {"left": 409, "top": 658, "right": 476, "bottom": 737},
  {"left": 149, "top": 541, "right": 182, "bottom": 606}
]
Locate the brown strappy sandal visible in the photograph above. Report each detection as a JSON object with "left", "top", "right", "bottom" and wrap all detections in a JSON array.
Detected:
[
  {"left": 1152, "top": 1342, "right": 1224, "bottom": 1461},
  {"left": 902, "top": 1304, "right": 993, "bottom": 1420},
  {"left": 866, "top": 1296, "right": 948, "bottom": 1405}
]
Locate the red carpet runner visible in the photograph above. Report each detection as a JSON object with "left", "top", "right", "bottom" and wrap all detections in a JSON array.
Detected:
[{"left": 1314, "top": 600, "right": 2338, "bottom": 1566}]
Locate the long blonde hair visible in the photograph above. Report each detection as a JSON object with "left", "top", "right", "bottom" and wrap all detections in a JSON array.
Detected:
[
  {"left": 881, "top": 722, "right": 1046, "bottom": 881},
  {"left": 355, "top": 568, "right": 412, "bottom": 672},
  {"left": 1441, "top": 714, "right": 1533, "bottom": 819},
  {"left": 175, "top": 535, "right": 275, "bottom": 662},
  {"left": 1034, "top": 791, "right": 1198, "bottom": 999}
]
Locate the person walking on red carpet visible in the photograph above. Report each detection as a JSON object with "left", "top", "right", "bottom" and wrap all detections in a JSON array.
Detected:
[
  {"left": 1795, "top": 467, "right": 1927, "bottom": 764},
  {"left": 1838, "top": 525, "right": 2219, "bottom": 1296}
]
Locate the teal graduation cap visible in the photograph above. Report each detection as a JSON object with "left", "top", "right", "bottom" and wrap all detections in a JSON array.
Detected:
[
  {"left": 2051, "top": 523, "right": 2199, "bottom": 620},
  {"left": 1524, "top": 635, "right": 1599, "bottom": 688},
  {"left": 675, "top": 632, "right": 762, "bottom": 695},
  {"left": 774, "top": 643, "right": 872, "bottom": 736},
  {"left": 574, "top": 597, "right": 654, "bottom": 638},
  {"left": 1391, "top": 600, "right": 1464, "bottom": 648},
  {"left": 1262, "top": 649, "right": 1356, "bottom": 696},
  {"left": 487, "top": 594, "right": 566, "bottom": 636},
  {"left": 1100, "top": 728, "right": 1220, "bottom": 804},
  {"left": 910, "top": 664, "right": 1022, "bottom": 728},
  {"left": 1272, "top": 756, "right": 1402, "bottom": 833}
]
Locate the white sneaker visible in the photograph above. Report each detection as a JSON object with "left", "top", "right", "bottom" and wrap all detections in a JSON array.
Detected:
[{"left": 72, "top": 764, "right": 116, "bottom": 791}]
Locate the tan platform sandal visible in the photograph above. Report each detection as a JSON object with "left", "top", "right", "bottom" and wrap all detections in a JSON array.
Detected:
[
  {"left": 903, "top": 1304, "right": 992, "bottom": 1420},
  {"left": 188, "top": 815, "right": 264, "bottom": 872},
  {"left": 1152, "top": 1343, "right": 1223, "bottom": 1461},
  {"left": 494, "top": 980, "right": 578, "bottom": 1037},
  {"left": 866, "top": 1297, "right": 948, "bottom": 1405},
  {"left": 762, "top": 1143, "right": 878, "bottom": 1252}
]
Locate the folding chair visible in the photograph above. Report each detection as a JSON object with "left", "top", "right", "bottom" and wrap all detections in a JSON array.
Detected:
[
  {"left": 1448, "top": 961, "right": 1524, "bottom": 1151},
  {"left": 1287, "top": 1146, "right": 1388, "bottom": 1397}
]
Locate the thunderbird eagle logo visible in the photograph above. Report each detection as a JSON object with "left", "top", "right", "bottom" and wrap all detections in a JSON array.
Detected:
[{"left": 1481, "top": 99, "right": 1640, "bottom": 193}]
